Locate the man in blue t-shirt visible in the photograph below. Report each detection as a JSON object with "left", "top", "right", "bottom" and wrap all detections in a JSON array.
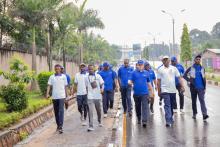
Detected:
[
  {"left": 99, "top": 62, "right": 118, "bottom": 118},
  {"left": 118, "top": 59, "right": 134, "bottom": 116},
  {"left": 171, "top": 57, "right": 185, "bottom": 113},
  {"left": 61, "top": 66, "right": 71, "bottom": 86},
  {"left": 183, "top": 55, "right": 209, "bottom": 120},
  {"left": 144, "top": 62, "right": 157, "bottom": 114},
  {"left": 129, "top": 60, "right": 153, "bottom": 127}
]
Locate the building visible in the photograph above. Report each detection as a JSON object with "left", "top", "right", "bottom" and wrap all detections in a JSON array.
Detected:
[{"left": 202, "top": 49, "right": 220, "bottom": 71}]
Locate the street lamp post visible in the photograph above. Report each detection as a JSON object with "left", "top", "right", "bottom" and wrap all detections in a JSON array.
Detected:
[{"left": 161, "top": 9, "right": 185, "bottom": 56}]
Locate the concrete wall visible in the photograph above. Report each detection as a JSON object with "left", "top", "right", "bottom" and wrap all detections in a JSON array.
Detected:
[{"left": 0, "top": 50, "right": 78, "bottom": 85}]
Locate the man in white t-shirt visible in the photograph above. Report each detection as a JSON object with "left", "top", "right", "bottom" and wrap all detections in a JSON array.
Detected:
[
  {"left": 85, "top": 64, "right": 104, "bottom": 131},
  {"left": 73, "top": 63, "right": 88, "bottom": 125},
  {"left": 157, "top": 56, "right": 185, "bottom": 127},
  {"left": 46, "top": 64, "right": 68, "bottom": 134}
]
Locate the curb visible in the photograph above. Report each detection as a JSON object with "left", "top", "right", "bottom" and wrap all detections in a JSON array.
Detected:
[
  {"left": 0, "top": 99, "right": 75, "bottom": 147},
  {"left": 207, "top": 80, "right": 220, "bottom": 87}
]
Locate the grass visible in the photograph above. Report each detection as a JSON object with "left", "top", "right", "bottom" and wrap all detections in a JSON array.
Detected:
[{"left": 0, "top": 91, "right": 51, "bottom": 130}]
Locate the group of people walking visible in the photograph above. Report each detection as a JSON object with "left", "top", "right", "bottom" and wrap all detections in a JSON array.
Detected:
[{"left": 46, "top": 54, "right": 209, "bottom": 134}]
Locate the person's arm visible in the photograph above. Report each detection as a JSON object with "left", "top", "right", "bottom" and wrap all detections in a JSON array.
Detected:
[
  {"left": 117, "top": 68, "right": 121, "bottom": 87},
  {"left": 46, "top": 85, "right": 51, "bottom": 98},
  {"left": 148, "top": 82, "right": 153, "bottom": 97},
  {"left": 183, "top": 67, "right": 191, "bottom": 82},
  {"left": 46, "top": 76, "right": 52, "bottom": 98},
  {"left": 157, "top": 79, "right": 161, "bottom": 97},
  {"left": 152, "top": 71, "right": 157, "bottom": 90}
]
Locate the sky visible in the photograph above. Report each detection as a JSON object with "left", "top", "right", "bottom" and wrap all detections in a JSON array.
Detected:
[{"left": 82, "top": 0, "right": 220, "bottom": 47}]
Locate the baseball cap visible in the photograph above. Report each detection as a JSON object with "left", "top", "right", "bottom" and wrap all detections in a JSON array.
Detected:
[
  {"left": 144, "top": 61, "right": 150, "bottom": 66},
  {"left": 137, "top": 60, "right": 144, "bottom": 65},
  {"left": 80, "top": 63, "right": 86, "bottom": 67},
  {"left": 194, "top": 54, "right": 202, "bottom": 59},
  {"left": 171, "top": 56, "right": 177, "bottom": 62},
  {"left": 103, "top": 62, "right": 110, "bottom": 67},
  {"left": 162, "top": 56, "right": 169, "bottom": 60}
]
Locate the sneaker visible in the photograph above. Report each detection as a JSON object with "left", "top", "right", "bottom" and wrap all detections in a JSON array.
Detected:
[
  {"left": 82, "top": 120, "right": 87, "bottom": 126},
  {"left": 58, "top": 128, "right": 63, "bottom": 134},
  {"left": 180, "top": 109, "right": 184, "bottom": 114},
  {"left": 173, "top": 109, "right": 178, "bottom": 113},
  {"left": 166, "top": 124, "right": 172, "bottom": 127},
  {"left": 192, "top": 114, "right": 196, "bottom": 119},
  {"left": 203, "top": 115, "right": 209, "bottom": 121},
  {"left": 80, "top": 115, "right": 83, "bottom": 121},
  {"left": 143, "top": 123, "right": 147, "bottom": 128},
  {"left": 87, "top": 127, "right": 95, "bottom": 132},
  {"left": 99, "top": 123, "right": 103, "bottom": 127},
  {"left": 137, "top": 119, "right": 141, "bottom": 124},
  {"left": 103, "top": 114, "right": 108, "bottom": 118},
  {"left": 159, "top": 101, "right": 162, "bottom": 106}
]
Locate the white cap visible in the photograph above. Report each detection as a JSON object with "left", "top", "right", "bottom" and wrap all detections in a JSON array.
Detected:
[{"left": 162, "top": 55, "right": 169, "bottom": 60}]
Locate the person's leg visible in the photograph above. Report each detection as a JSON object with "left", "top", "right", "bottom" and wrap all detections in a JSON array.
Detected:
[
  {"left": 127, "top": 86, "right": 132, "bottom": 113},
  {"left": 172, "top": 91, "right": 177, "bottom": 111},
  {"left": 141, "top": 95, "right": 149, "bottom": 123},
  {"left": 162, "top": 93, "right": 173, "bottom": 125},
  {"left": 82, "top": 95, "right": 88, "bottom": 120},
  {"left": 109, "top": 90, "right": 114, "bottom": 109},
  {"left": 177, "top": 85, "right": 184, "bottom": 110},
  {"left": 103, "top": 91, "right": 108, "bottom": 114},
  {"left": 87, "top": 99, "right": 94, "bottom": 128},
  {"left": 190, "top": 86, "right": 198, "bottom": 116},
  {"left": 197, "top": 89, "right": 208, "bottom": 116},
  {"left": 77, "top": 95, "right": 83, "bottom": 117},
  {"left": 58, "top": 99, "right": 65, "bottom": 129},
  {"left": 121, "top": 87, "right": 127, "bottom": 113},
  {"left": 94, "top": 99, "right": 102, "bottom": 124},
  {"left": 170, "top": 93, "right": 176, "bottom": 116},
  {"left": 134, "top": 95, "right": 141, "bottom": 122},
  {"left": 52, "top": 99, "right": 59, "bottom": 128}
]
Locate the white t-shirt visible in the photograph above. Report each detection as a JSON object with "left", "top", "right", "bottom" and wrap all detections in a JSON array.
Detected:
[
  {"left": 74, "top": 73, "right": 87, "bottom": 95},
  {"left": 48, "top": 74, "right": 68, "bottom": 99},
  {"left": 157, "top": 65, "right": 180, "bottom": 93},
  {"left": 85, "top": 74, "right": 104, "bottom": 100}
]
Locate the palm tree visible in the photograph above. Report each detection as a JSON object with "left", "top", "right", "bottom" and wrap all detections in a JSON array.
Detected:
[
  {"left": 75, "top": 0, "right": 105, "bottom": 63},
  {"left": 11, "top": 0, "right": 49, "bottom": 90}
]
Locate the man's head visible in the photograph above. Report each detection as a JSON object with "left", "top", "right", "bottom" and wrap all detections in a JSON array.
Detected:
[
  {"left": 162, "top": 56, "right": 170, "bottom": 67},
  {"left": 144, "top": 61, "right": 150, "bottom": 70},
  {"left": 171, "top": 56, "right": 177, "bottom": 66},
  {"left": 124, "top": 59, "right": 129, "bottom": 67},
  {"left": 88, "top": 64, "right": 94, "bottom": 74},
  {"left": 137, "top": 60, "right": 144, "bottom": 71},
  {"left": 79, "top": 63, "right": 86, "bottom": 72},
  {"left": 194, "top": 55, "right": 202, "bottom": 65},
  {"left": 54, "top": 64, "right": 62, "bottom": 74},
  {"left": 103, "top": 62, "right": 109, "bottom": 70}
]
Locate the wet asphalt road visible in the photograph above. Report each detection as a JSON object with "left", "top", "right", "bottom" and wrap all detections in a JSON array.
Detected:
[{"left": 125, "top": 85, "right": 220, "bottom": 147}]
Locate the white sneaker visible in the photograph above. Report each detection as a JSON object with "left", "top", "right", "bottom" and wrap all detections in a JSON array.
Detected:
[
  {"left": 180, "top": 109, "right": 185, "bottom": 114},
  {"left": 87, "top": 127, "right": 94, "bottom": 131},
  {"left": 99, "top": 123, "right": 103, "bottom": 127},
  {"left": 82, "top": 121, "right": 87, "bottom": 126},
  {"left": 173, "top": 109, "right": 178, "bottom": 113},
  {"left": 103, "top": 114, "right": 107, "bottom": 118}
]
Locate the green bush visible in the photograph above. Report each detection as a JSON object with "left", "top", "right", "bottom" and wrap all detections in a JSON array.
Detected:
[
  {"left": 0, "top": 84, "right": 27, "bottom": 112},
  {"left": 37, "top": 72, "right": 53, "bottom": 96}
]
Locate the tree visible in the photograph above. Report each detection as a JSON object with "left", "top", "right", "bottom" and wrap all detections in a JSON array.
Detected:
[
  {"left": 11, "top": 0, "right": 57, "bottom": 89},
  {"left": 75, "top": 0, "right": 104, "bottom": 63},
  {"left": 190, "top": 29, "right": 211, "bottom": 47},
  {"left": 180, "top": 24, "right": 192, "bottom": 67},
  {"left": 211, "top": 22, "right": 220, "bottom": 39}
]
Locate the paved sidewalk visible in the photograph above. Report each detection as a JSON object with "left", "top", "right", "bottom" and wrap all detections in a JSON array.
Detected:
[{"left": 15, "top": 93, "right": 121, "bottom": 147}]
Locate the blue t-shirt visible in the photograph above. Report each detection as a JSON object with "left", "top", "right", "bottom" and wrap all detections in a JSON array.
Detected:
[
  {"left": 145, "top": 69, "right": 156, "bottom": 86},
  {"left": 174, "top": 64, "right": 185, "bottom": 86},
  {"left": 194, "top": 64, "right": 205, "bottom": 89},
  {"left": 131, "top": 70, "right": 151, "bottom": 96},
  {"left": 118, "top": 66, "right": 134, "bottom": 87},
  {"left": 99, "top": 69, "right": 116, "bottom": 91},
  {"left": 65, "top": 74, "right": 71, "bottom": 85}
]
